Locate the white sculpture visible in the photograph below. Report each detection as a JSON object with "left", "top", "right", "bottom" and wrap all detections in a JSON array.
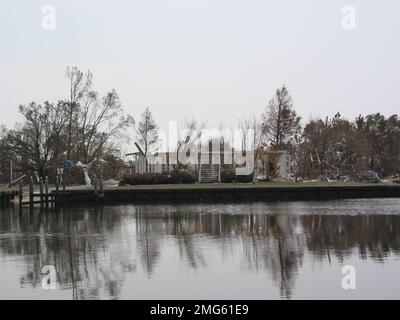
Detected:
[
  {"left": 76, "top": 159, "right": 108, "bottom": 186},
  {"left": 57, "top": 168, "right": 64, "bottom": 185},
  {"left": 76, "top": 161, "right": 92, "bottom": 186},
  {"left": 33, "top": 171, "right": 40, "bottom": 183}
]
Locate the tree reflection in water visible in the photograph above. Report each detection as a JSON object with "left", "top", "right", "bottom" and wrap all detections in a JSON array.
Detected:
[{"left": 0, "top": 199, "right": 400, "bottom": 299}]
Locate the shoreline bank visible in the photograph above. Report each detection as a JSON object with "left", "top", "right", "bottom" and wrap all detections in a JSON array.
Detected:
[{"left": 50, "top": 182, "right": 400, "bottom": 204}]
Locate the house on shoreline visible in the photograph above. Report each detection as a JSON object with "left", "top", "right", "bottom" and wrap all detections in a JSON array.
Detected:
[{"left": 128, "top": 140, "right": 291, "bottom": 183}]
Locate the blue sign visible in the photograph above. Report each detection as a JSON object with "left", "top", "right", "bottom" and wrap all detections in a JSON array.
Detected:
[{"left": 66, "top": 160, "right": 73, "bottom": 170}]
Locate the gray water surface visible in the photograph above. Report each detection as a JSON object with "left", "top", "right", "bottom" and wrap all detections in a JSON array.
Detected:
[{"left": 1, "top": 199, "right": 400, "bottom": 300}]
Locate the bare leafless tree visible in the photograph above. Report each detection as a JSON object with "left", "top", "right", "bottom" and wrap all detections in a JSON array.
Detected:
[
  {"left": 64, "top": 66, "right": 134, "bottom": 164},
  {"left": 7, "top": 101, "right": 70, "bottom": 177},
  {"left": 65, "top": 66, "right": 94, "bottom": 160},
  {"left": 238, "top": 116, "right": 267, "bottom": 180},
  {"left": 75, "top": 89, "right": 134, "bottom": 163},
  {"left": 174, "top": 119, "right": 205, "bottom": 170}
]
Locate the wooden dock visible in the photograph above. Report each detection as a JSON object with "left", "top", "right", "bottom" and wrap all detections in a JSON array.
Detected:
[
  {"left": 16, "top": 177, "right": 105, "bottom": 208},
  {"left": 0, "top": 190, "right": 19, "bottom": 205}
]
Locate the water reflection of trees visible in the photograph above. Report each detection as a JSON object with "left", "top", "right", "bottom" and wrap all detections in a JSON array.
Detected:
[
  {"left": 0, "top": 206, "right": 137, "bottom": 300},
  {"left": 1, "top": 202, "right": 400, "bottom": 299},
  {"left": 302, "top": 214, "right": 400, "bottom": 263},
  {"left": 133, "top": 203, "right": 400, "bottom": 299}
]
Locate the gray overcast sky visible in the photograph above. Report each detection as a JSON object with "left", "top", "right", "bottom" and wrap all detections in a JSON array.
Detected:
[{"left": 1, "top": 0, "right": 399, "bottom": 132}]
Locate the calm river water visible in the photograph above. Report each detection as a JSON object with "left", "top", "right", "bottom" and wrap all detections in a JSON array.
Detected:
[{"left": 0, "top": 199, "right": 400, "bottom": 300}]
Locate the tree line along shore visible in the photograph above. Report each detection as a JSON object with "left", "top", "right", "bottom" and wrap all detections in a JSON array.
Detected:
[{"left": 1, "top": 66, "right": 399, "bottom": 187}]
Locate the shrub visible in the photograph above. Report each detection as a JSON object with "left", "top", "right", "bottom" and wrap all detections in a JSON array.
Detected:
[
  {"left": 221, "top": 167, "right": 254, "bottom": 183},
  {"left": 170, "top": 169, "right": 198, "bottom": 184},
  {"left": 121, "top": 173, "right": 172, "bottom": 185},
  {"left": 235, "top": 173, "right": 254, "bottom": 183},
  {"left": 121, "top": 169, "right": 197, "bottom": 185},
  {"left": 221, "top": 167, "right": 235, "bottom": 183}
]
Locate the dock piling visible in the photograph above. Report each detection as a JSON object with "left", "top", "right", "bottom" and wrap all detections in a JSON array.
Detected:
[
  {"left": 45, "top": 177, "right": 49, "bottom": 208},
  {"left": 100, "top": 180, "right": 104, "bottom": 194},
  {"left": 29, "top": 177, "right": 33, "bottom": 210},
  {"left": 62, "top": 174, "right": 66, "bottom": 193},
  {"left": 39, "top": 177, "right": 44, "bottom": 206},
  {"left": 55, "top": 176, "right": 59, "bottom": 207},
  {"left": 19, "top": 180, "right": 23, "bottom": 206}
]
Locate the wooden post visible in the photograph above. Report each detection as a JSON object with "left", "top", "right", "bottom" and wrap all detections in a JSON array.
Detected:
[
  {"left": 99, "top": 179, "right": 104, "bottom": 202},
  {"left": 39, "top": 177, "right": 44, "bottom": 206},
  {"left": 62, "top": 173, "right": 66, "bottom": 193},
  {"left": 100, "top": 179, "right": 104, "bottom": 194},
  {"left": 19, "top": 180, "right": 23, "bottom": 206},
  {"left": 29, "top": 176, "right": 34, "bottom": 209},
  {"left": 55, "top": 176, "right": 59, "bottom": 206},
  {"left": 218, "top": 158, "right": 221, "bottom": 184},
  {"left": 10, "top": 161, "right": 13, "bottom": 186},
  {"left": 45, "top": 177, "right": 49, "bottom": 208}
]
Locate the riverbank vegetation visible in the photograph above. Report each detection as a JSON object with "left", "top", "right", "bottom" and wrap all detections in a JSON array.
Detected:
[{"left": 1, "top": 66, "right": 399, "bottom": 185}]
